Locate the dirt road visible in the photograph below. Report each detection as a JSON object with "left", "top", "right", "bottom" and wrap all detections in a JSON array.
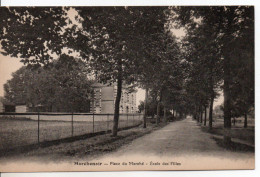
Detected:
[{"left": 92, "top": 116, "right": 254, "bottom": 170}]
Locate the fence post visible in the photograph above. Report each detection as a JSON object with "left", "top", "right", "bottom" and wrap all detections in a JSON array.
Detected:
[
  {"left": 93, "top": 113, "right": 95, "bottom": 133},
  {"left": 38, "top": 112, "right": 40, "bottom": 143},
  {"left": 107, "top": 114, "right": 109, "bottom": 132},
  {"left": 71, "top": 112, "right": 74, "bottom": 137}
]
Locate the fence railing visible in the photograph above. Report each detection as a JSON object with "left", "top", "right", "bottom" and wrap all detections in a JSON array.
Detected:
[{"left": 0, "top": 112, "right": 143, "bottom": 151}]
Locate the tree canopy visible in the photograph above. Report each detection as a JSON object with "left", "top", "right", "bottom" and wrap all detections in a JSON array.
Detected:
[{"left": 4, "top": 54, "right": 93, "bottom": 112}]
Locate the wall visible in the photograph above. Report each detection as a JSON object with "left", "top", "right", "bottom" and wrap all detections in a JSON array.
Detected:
[{"left": 16, "top": 105, "right": 27, "bottom": 113}]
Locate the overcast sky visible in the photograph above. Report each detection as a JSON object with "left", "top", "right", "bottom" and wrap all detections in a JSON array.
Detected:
[{"left": 0, "top": 54, "right": 23, "bottom": 96}]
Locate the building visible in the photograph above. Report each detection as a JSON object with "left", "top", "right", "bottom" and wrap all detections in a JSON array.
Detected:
[
  {"left": 15, "top": 105, "right": 28, "bottom": 113},
  {"left": 90, "top": 83, "right": 137, "bottom": 114},
  {"left": 0, "top": 97, "right": 16, "bottom": 112}
]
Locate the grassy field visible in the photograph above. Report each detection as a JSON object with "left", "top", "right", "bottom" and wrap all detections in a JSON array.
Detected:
[
  {"left": 0, "top": 116, "right": 142, "bottom": 151},
  {"left": 0, "top": 119, "right": 167, "bottom": 162},
  {"left": 201, "top": 116, "right": 255, "bottom": 148}
]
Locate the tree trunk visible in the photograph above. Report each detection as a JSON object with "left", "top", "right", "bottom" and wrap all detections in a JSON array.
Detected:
[
  {"left": 244, "top": 112, "right": 248, "bottom": 128},
  {"left": 223, "top": 51, "right": 232, "bottom": 144},
  {"left": 156, "top": 102, "right": 160, "bottom": 125},
  {"left": 156, "top": 89, "right": 163, "bottom": 125},
  {"left": 163, "top": 106, "right": 167, "bottom": 123},
  {"left": 50, "top": 104, "right": 53, "bottom": 112},
  {"left": 143, "top": 88, "right": 148, "bottom": 128},
  {"left": 209, "top": 94, "right": 214, "bottom": 130},
  {"left": 112, "top": 59, "right": 122, "bottom": 137},
  {"left": 208, "top": 55, "right": 215, "bottom": 130},
  {"left": 194, "top": 105, "right": 197, "bottom": 120},
  {"left": 200, "top": 106, "right": 203, "bottom": 123},
  {"left": 197, "top": 106, "right": 200, "bottom": 122},
  {"left": 204, "top": 106, "right": 207, "bottom": 126}
]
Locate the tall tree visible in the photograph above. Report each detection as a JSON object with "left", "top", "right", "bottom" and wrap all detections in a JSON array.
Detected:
[
  {"left": 228, "top": 12, "right": 254, "bottom": 128},
  {"left": 4, "top": 54, "right": 93, "bottom": 112},
  {"left": 66, "top": 7, "right": 168, "bottom": 136}
]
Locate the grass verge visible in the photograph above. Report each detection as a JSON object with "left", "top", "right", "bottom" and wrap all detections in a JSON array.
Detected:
[{"left": 200, "top": 125, "right": 254, "bottom": 152}]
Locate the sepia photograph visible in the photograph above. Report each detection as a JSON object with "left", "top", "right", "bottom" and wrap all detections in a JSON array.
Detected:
[{"left": 0, "top": 5, "right": 255, "bottom": 172}]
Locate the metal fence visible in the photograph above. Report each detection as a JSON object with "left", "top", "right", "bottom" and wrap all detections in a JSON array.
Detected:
[{"left": 0, "top": 112, "right": 143, "bottom": 151}]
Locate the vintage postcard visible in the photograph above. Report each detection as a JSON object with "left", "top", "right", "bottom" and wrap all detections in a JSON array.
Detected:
[{"left": 0, "top": 6, "right": 255, "bottom": 172}]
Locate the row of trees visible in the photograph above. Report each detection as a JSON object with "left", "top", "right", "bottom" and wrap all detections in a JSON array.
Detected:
[
  {"left": 173, "top": 6, "right": 254, "bottom": 143},
  {"left": 1, "top": 7, "right": 174, "bottom": 136},
  {"left": 0, "top": 7, "right": 254, "bottom": 138}
]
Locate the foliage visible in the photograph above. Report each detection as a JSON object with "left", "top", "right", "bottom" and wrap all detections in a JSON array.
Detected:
[
  {"left": 172, "top": 6, "right": 254, "bottom": 128},
  {"left": 67, "top": 7, "right": 169, "bottom": 134},
  {"left": 4, "top": 54, "right": 93, "bottom": 112},
  {"left": 0, "top": 7, "right": 67, "bottom": 65}
]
